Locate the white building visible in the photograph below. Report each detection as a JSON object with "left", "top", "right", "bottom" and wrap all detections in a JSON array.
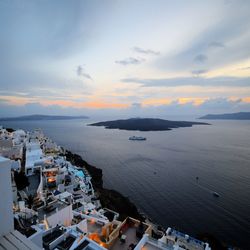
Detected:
[
  {"left": 12, "top": 129, "right": 26, "bottom": 145},
  {"left": 134, "top": 229, "right": 211, "bottom": 250},
  {"left": 25, "top": 142, "right": 43, "bottom": 175},
  {"left": 0, "top": 156, "right": 14, "bottom": 237},
  {"left": 0, "top": 157, "right": 42, "bottom": 250},
  {"left": 47, "top": 203, "right": 73, "bottom": 227}
]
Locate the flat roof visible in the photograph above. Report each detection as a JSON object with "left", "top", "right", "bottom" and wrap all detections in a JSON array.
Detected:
[
  {"left": 0, "top": 230, "right": 41, "bottom": 250},
  {"left": 143, "top": 243, "right": 166, "bottom": 250},
  {"left": 111, "top": 227, "right": 140, "bottom": 250},
  {"left": 55, "top": 191, "right": 72, "bottom": 200},
  {"left": 0, "top": 156, "right": 9, "bottom": 163},
  {"left": 37, "top": 200, "right": 69, "bottom": 220},
  {"left": 25, "top": 148, "right": 43, "bottom": 167}
]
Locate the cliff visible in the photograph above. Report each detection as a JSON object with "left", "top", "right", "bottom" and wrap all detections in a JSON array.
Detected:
[{"left": 64, "top": 150, "right": 144, "bottom": 221}]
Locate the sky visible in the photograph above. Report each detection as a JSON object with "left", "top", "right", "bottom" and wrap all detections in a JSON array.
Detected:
[{"left": 0, "top": 0, "right": 250, "bottom": 118}]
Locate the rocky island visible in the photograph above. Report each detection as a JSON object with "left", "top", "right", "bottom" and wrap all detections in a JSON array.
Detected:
[
  {"left": 0, "top": 114, "right": 89, "bottom": 121},
  {"left": 89, "top": 118, "right": 209, "bottom": 131},
  {"left": 199, "top": 112, "right": 250, "bottom": 120}
]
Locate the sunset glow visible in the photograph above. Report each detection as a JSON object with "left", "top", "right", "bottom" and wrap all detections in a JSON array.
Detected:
[{"left": 0, "top": 0, "right": 249, "bottom": 116}]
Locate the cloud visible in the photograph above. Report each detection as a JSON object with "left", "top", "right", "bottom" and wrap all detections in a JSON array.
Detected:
[
  {"left": 115, "top": 57, "right": 145, "bottom": 66},
  {"left": 208, "top": 41, "right": 225, "bottom": 48},
  {"left": 0, "top": 97, "right": 249, "bottom": 119},
  {"left": 0, "top": 102, "right": 87, "bottom": 117},
  {"left": 199, "top": 98, "right": 240, "bottom": 109},
  {"left": 1, "top": 1, "right": 250, "bottom": 118},
  {"left": 122, "top": 76, "right": 250, "bottom": 87},
  {"left": 239, "top": 66, "right": 250, "bottom": 70},
  {"left": 133, "top": 47, "right": 160, "bottom": 55},
  {"left": 194, "top": 54, "right": 208, "bottom": 63},
  {"left": 191, "top": 69, "right": 208, "bottom": 76},
  {"left": 0, "top": 91, "right": 29, "bottom": 97},
  {"left": 155, "top": 3, "right": 250, "bottom": 72},
  {"left": 136, "top": 97, "right": 250, "bottom": 117},
  {"left": 76, "top": 65, "right": 92, "bottom": 80},
  {"left": 131, "top": 102, "right": 142, "bottom": 108},
  {"left": 0, "top": 99, "right": 8, "bottom": 104}
]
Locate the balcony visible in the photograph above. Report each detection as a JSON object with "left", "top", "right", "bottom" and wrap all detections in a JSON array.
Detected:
[
  {"left": 42, "top": 226, "right": 66, "bottom": 249},
  {"left": 109, "top": 217, "right": 151, "bottom": 250}
]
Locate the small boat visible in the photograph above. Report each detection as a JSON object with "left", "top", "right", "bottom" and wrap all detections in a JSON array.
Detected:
[
  {"left": 129, "top": 136, "right": 146, "bottom": 141},
  {"left": 212, "top": 192, "right": 220, "bottom": 197}
]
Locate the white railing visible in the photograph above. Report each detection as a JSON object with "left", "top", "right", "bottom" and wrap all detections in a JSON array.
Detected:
[
  {"left": 134, "top": 234, "right": 174, "bottom": 250},
  {"left": 147, "top": 237, "right": 175, "bottom": 250}
]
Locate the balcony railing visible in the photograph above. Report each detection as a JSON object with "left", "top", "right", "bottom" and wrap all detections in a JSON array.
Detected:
[{"left": 147, "top": 236, "right": 175, "bottom": 250}]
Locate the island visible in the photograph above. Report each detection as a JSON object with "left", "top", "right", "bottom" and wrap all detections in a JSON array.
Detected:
[
  {"left": 88, "top": 118, "right": 209, "bottom": 131},
  {"left": 0, "top": 114, "right": 89, "bottom": 121},
  {"left": 199, "top": 112, "right": 250, "bottom": 120}
]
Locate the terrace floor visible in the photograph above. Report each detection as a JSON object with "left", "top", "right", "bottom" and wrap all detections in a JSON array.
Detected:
[
  {"left": 27, "top": 173, "right": 40, "bottom": 196},
  {"left": 143, "top": 243, "right": 163, "bottom": 250},
  {"left": 111, "top": 227, "right": 140, "bottom": 250},
  {"left": 87, "top": 220, "right": 103, "bottom": 234},
  {"left": 38, "top": 200, "right": 68, "bottom": 220}
]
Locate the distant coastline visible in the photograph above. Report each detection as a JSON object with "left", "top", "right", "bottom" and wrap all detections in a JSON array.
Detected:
[
  {"left": 0, "top": 114, "right": 89, "bottom": 121},
  {"left": 199, "top": 112, "right": 250, "bottom": 120},
  {"left": 89, "top": 118, "right": 210, "bottom": 131}
]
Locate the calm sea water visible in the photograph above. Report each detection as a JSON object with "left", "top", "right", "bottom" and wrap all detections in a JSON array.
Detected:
[{"left": 1, "top": 118, "right": 250, "bottom": 248}]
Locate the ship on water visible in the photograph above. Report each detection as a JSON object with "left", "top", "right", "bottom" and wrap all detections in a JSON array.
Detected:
[{"left": 129, "top": 136, "right": 147, "bottom": 141}]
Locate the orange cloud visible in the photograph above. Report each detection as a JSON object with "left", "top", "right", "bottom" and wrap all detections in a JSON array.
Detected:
[
  {"left": 228, "top": 96, "right": 250, "bottom": 103},
  {"left": 40, "top": 99, "right": 129, "bottom": 109},
  {"left": 142, "top": 98, "right": 172, "bottom": 106},
  {"left": 178, "top": 97, "right": 208, "bottom": 106},
  {"left": 0, "top": 95, "right": 129, "bottom": 109},
  {"left": 0, "top": 96, "right": 35, "bottom": 105},
  {"left": 1, "top": 95, "right": 250, "bottom": 109},
  {"left": 242, "top": 97, "right": 250, "bottom": 103},
  {"left": 139, "top": 97, "right": 209, "bottom": 107},
  {"left": 83, "top": 101, "right": 129, "bottom": 109}
]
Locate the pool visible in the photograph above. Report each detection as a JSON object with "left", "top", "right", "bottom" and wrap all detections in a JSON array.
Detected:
[{"left": 76, "top": 170, "right": 85, "bottom": 178}]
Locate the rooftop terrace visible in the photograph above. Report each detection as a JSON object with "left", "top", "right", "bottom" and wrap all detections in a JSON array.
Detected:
[
  {"left": 27, "top": 173, "right": 40, "bottom": 196},
  {"left": 87, "top": 219, "right": 104, "bottom": 234},
  {"left": 55, "top": 235, "right": 76, "bottom": 250},
  {"left": 134, "top": 235, "right": 175, "bottom": 250},
  {"left": 109, "top": 217, "right": 151, "bottom": 250},
  {"left": 37, "top": 200, "right": 69, "bottom": 220},
  {"left": 42, "top": 226, "right": 66, "bottom": 249},
  {"left": 0, "top": 230, "right": 41, "bottom": 250},
  {"left": 111, "top": 226, "right": 139, "bottom": 250},
  {"left": 166, "top": 228, "right": 210, "bottom": 250}
]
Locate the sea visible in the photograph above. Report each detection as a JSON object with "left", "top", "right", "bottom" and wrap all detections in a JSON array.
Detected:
[{"left": 1, "top": 117, "right": 250, "bottom": 248}]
